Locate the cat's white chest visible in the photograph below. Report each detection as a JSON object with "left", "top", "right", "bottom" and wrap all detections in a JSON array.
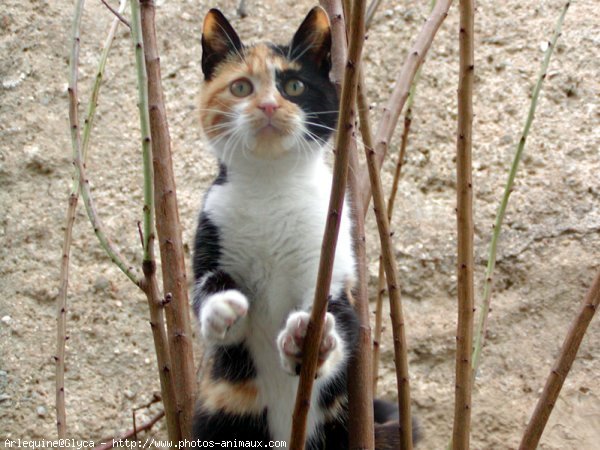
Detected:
[{"left": 202, "top": 159, "right": 355, "bottom": 441}]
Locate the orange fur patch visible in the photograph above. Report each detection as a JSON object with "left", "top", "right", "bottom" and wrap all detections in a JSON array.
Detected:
[{"left": 199, "top": 374, "right": 263, "bottom": 415}]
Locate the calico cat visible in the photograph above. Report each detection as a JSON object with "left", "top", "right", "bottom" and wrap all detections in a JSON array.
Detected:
[{"left": 191, "top": 7, "right": 412, "bottom": 448}]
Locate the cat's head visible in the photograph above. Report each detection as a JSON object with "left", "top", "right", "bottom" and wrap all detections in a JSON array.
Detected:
[{"left": 199, "top": 7, "right": 338, "bottom": 167}]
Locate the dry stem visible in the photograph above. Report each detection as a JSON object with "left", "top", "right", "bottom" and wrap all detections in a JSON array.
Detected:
[
  {"left": 56, "top": 1, "right": 85, "bottom": 440},
  {"left": 140, "top": 0, "right": 196, "bottom": 439},
  {"left": 328, "top": 1, "right": 376, "bottom": 447},
  {"left": 93, "top": 409, "right": 165, "bottom": 450},
  {"left": 359, "top": 0, "right": 453, "bottom": 212},
  {"left": 364, "top": 98, "right": 414, "bottom": 450},
  {"left": 519, "top": 268, "right": 600, "bottom": 450},
  {"left": 451, "top": 0, "right": 474, "bottom": 448},
  {"left": 100, "top": 0, "right": 131, "bottom": 29},
  {"left": 289, "top": 2, "right": 367, "bottom": 448}
]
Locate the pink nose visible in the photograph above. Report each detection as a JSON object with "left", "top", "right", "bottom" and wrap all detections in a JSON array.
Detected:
[{"left": 259, "top": 102, "right": 279, "bottom": 118}]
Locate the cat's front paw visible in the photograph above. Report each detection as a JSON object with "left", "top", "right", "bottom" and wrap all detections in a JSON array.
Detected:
[
  {"left": 200, "top": 290, "right": 248, "bottom": 344},
  {"left": 276, "top": 311, "right": 343, "bottom": 378}
]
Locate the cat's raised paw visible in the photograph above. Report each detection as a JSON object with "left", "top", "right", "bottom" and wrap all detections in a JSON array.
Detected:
[
  {"left": 200, "top": 290, "right": 248, "bottom": 343},
  {"left": 276, "top": 311, "right": 342, "bottom": 377}
]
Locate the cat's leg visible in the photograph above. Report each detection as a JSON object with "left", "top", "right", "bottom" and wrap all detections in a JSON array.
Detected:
[
  {"left": 192, "top": 211, "right": 249, "bottom": 345},
  {"left": 276, "top": 291, "right": 359, "bottom": 378},
  {"left": 193, "top": 270, "right": 249, "bottom": 345}
]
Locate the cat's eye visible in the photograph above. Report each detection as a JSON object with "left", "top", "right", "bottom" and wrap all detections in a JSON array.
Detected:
[
  {"left": 284, "top": 79, "right": 305, "bottom": 97},
  {"left": 230, "top": 78, "right": 254, "bottom": 97}
]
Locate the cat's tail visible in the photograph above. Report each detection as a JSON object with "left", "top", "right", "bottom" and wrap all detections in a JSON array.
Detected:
[
  {"left": 373, "top": 398, "right": 421, "bottom": 449},
  {"left": 374, "top": 419, "right": 421, "bottom": 450}
]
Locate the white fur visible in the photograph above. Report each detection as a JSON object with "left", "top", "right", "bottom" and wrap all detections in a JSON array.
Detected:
[
  {"left": 199, "top": 289, "right": 249, "bottom": 344},
  {"left": 277, "top": 310, "right": 344, "bottom": 378},
  {"left": 201, "top": 147, "right": 355, "bottom": 442}
]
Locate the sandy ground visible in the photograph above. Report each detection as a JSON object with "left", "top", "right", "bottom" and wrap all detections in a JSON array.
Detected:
[{"left": 0, "top": 0, "right": 598, "bottom": 448}]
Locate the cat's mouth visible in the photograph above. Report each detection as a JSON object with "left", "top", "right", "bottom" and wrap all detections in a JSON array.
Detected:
[{"left": 256, "top": 123, "right": 282, "bottom": 136}]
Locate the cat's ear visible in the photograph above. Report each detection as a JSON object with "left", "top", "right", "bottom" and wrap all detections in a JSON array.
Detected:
[
  {"left": 290, "top": 6, "right": 332, "bottom": 73},
  {"left": 202, "top": 9, "right": 243, "bottom": 80}
]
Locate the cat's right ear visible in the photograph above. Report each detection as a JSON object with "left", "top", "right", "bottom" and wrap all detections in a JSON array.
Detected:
[{"left": 201, "top": 9, "right": 243, "bottom": 80}]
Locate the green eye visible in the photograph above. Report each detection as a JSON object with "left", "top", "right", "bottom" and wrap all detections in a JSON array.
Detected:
[
  {"left": 284, "top": 79, "right": 305, "bottom": 96},
  {"left": 230, "top": 78, "right": 253, "bottom": 97}
]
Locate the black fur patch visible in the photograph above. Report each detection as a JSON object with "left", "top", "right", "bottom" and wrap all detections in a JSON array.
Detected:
[
  {"left": 211, "top": 343, "right": 257, "bottom": 382},
  {"left": 373, "top": 398, "right": 400, "bottom": 424},
  {"left": 192, "top": 406, "right": 270, "bottom": 440},
  {"left": 274, "top": 64, "right": 338, "bottom": 142},
  {"left": 310, "top": 417, "right": 348, "bottom": 450},
  {"left": 193, "top": 212, "right": 221, "bottom": 280},
  {"left": 318, "top": 292, "right": 359, "bottom": 409},
  {"left": 214, "top": 163, "right": 228, "bottom": 185}
]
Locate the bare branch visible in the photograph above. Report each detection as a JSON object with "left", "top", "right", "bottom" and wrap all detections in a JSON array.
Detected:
[
  {"left": 139, "top": 0, "right": 196, "bottom": 439},
  {"left": 452, "top": 0, "right": 475, "bottom": 447},
  {"left": 324, "top": 0, "right": 376, "bottom": 447},
  {"left": 363, "top": 80, "right": 414, "bottom": 450},
  {"left": 519, "top": 268, "right": 600, "bottom": 449},
  {"left": 359, "top": 0, "right": 453, "bottom": 212},
  {"left": 57, "top": 1, "right": 86, "bottom": 439},
  {"left": 131, "top": 0, "right": 186, "bottom": 441},
  {"left": 100, "top": 0, "right": 131, "bottom": 29},
  {"left": 365, "top": 0, "right": 383, "bottom": 28},
  {"left": 289, "top": 2, "right": 367, "bottom": 448},
  {"left": 93, "top": 410, "right": 165, "bottom": 450}
]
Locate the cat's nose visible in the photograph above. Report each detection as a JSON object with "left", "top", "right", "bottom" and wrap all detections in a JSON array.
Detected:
[{"left": 258, "top": 102, "right": 279, "bottom": 118}]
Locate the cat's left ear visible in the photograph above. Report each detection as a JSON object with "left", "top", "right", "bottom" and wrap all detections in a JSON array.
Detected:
[{"left": 290, "top": 6, "right": 332, "bottom": 74}]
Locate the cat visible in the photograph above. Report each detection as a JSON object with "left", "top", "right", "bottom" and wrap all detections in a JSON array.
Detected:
[{"left": 191, "top": 7, "right": 414, "bottom": 448}]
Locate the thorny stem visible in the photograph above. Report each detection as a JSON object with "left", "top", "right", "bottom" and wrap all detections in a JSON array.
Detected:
[
  {"left": 131, "top": 0, "right": 185, "bottom": 442},
  {"left": 93, "top": 409, "right": 166, "bottom": 450},
  {"left": 130, "top": 0, "right": 153, "bottom": 262},
  {"left": 100, "top": 0, "right": 131, "bottom": 29},
  {"left": 365, "top": 0, "right": 383, "bottom": 28},
  {"left": 289, "top": 2, "right": 367, "bottom": 448},
  {"left": 59, "top": 0, "right": 128, "bottom": 438},
  {"left": 364, "top": 101, "right": 414, "bottom": 450},
  {"left": 452, "top": 0, "right": 475, "bottom": 447},
  {"left": 472, "top": 0, "right": 571, "bottom": 375},
  {"left": 140, "top": 0, "right": 197, "bottom": 439},
  {"left": 370, "top": 0, "right": 429, "bottom": 395},
  {"left": 57, "top": 1, "right": 85, "bottom": 441},
  {"left": 330, "top": 1, "right": 376, "bottom": 447},
  {"left": 519, "top": 268, "right": 600, "bottom": 450}
]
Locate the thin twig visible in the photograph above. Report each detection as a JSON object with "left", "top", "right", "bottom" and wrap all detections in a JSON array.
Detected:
[
  {"left": 365, "top": 0, "right": 383, "bottom": 28},
  {"left": 371, "top": 68, "right": 419, "bottom": 395},
  {"left": 372, "top": 257, "right": 385, "bottom": 394},
  {"left": 82, "top": 0, "right": 128, "bottom": 165},
  {"left": 451, "top": 0, "right": 474, "bottom": 448},
  {"left": 76, "top": 156, "right": 140, "bottom": 284},
  {"left": 93, "top": 410, "right": 165, "bottom": 450},
  {"left": 57, "top": 1, "right": 86, "bottom": 441},
  {"left": 100, "top": 0, "right": 131, "bottom": 29},
  {"left": 472, "top": 0, "right": 571, "bottom": 375},
  {"left": 519, "top": 268, "right": 600, "bottom": 450},
  {"left": 363, "top": 84, "right": 414, "bottom": 450},
  {"left": 289, "top": 2, "right": 367, "bottom": 448},
  {"left": 328, "top": 0, "right": 376, "bottom": 447},
  {"left": 359, "top": 0, "right": 453, "bottom": 212},
  {"left": 140, "top": 0, "right": 196, "bottom": 439},
  {"left": 131, "top": 0, "right": 184, "bottom": 441}
]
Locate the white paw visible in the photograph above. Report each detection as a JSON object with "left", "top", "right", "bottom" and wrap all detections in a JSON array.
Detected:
[
  {"left": 276, "top": 311, "right": 340, "bottom": 377},
  {"left": 200, "top": 290, "right": 249, "bottom": 343}
]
